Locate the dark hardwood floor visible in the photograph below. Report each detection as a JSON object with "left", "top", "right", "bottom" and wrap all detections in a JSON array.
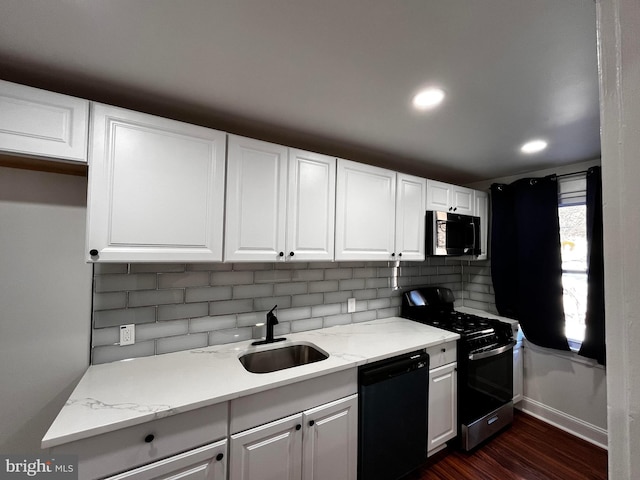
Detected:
[{"left": 407, "top": 410, "right": 608, "bottom": 480}]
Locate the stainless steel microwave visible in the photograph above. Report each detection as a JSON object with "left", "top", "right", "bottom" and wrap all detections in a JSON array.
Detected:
[{"left": 426, "top": 211, "right": 481, "bottom": 256}]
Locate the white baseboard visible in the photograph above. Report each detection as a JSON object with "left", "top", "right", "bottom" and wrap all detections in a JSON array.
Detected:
[{"left": 517, "top": 397, "right": 608, "bottom": 450}]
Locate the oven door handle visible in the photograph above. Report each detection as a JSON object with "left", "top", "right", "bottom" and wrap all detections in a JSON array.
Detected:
[{"left": 468, "top": 340, "right": 516, "bottom": 360}]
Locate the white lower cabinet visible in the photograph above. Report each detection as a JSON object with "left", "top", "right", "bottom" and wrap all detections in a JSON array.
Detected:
[
  {"left": 49, "top": 403, "right": 228, "bottom": 480},
  {"left": 427, "top": 363, "right": 457, "bottom": 455},
  {"left": 426, "top": 341, "right": 457, "bottom": 456},
  {"left": 105, "top": 440, "right": 227, "bottom": 480},
  {"left": 229, "top": 395, "right": 358, "bottom": 480}
]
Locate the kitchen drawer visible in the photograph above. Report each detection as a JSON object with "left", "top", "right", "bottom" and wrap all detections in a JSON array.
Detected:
[
  {"left": 50, "top": 402, "right": 228, "bottom": 480},
  {"left": 427, "top": 341, "right": 457, "bottom": 369}
]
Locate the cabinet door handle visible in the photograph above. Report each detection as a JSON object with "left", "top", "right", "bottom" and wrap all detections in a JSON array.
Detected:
[
  {"left": 391, "top": 253, "right": 395, "bottom": 257},
  {"left": 216, "top": 453, "right": 224, "bottom": 462},
  {"left": 144, "top": 434, "right": 155, "bottom": 443},
  {"left": 295, "top": 424, "right": 302, "bottom": 431},
  {"left": 289, "top": 251, "right": 294, "bottom": 257},
  {"left": 89, "top": 249, "right": 98, "bottom": 256},
  {"left": 279, "top": 252, "right": 284, "bottom": 257},
  {"left": 453, "top": 207, "right": 457, "bottom": 212},
  {"left": 308, "top": 420, "right": 315, "bottom": 427},
  {"left": 398, "top": 252, "right": 402, "bottom": 257},
  {"left": 441, "top": 348, "right": 446, "bottom": 353}
]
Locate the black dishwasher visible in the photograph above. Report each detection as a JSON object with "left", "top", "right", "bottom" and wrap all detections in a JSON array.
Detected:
[{"left": 358, "top": 349, "right": 429, "bottom": 480}]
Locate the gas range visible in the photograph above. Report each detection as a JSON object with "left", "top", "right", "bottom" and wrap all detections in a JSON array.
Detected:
[
  {"left": 401, "top": 286, "right": 516, "bottom": 451},
  {"left": 400, "top": 288, "right": 513, "bottom": 353}
]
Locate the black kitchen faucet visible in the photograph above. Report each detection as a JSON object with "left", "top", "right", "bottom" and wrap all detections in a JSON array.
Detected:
[{"left": 252, "top": 305, "right": 286, "bottom": 345}]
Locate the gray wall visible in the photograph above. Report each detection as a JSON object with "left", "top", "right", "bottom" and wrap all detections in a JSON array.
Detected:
[{"left": 0, "top": 166, "right": 92, "bottom": 453}]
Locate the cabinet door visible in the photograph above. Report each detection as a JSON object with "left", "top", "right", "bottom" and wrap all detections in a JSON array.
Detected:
[
  {"left": 452, "top": 186, "right": 475, "bottom": 216},
  {"left": 286, "top": 149, "right": 336, "bottom": 261},
  {"left": 395, "top": 173, "right": 426, "bottom": 261},
  {"left": 86, "top": 104, "right": 226, "bottom": 262},
  {"left": 302, "top": 394, "right": 357, "bottom": 480},
  {"left": 474, "top": 190, "right": 489, "bottom": 260},
  {"left": 428, "top": 363, "right": 457, "bottom": 455},
  {"left": 105, "top": 440, "right": 227, "bottom": 480},
  {"left": 0, "top": 79, "right": 89, "bottom": 162},
  {"left": 230, "top": 413, "right": 302, "bottom": 480},
  {"left": 225, "top": 135, "right": 288, "bottom": 262},
  {"left": 335, "top": 159, "right": 396, "bottom": 261},
  {"left": 426, "top": 179, "right": 451, "bottom": 212}
]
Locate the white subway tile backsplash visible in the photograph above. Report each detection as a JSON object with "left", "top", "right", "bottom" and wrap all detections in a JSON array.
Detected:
[
  {"left": 93, "top": 341, "right": 155, "bottom": 364},
  {"left": 185, "top": 286, "right": 232, "bottom": 303},
  {"left": 325, "top": 268, "right": 353, "bottom": 280},
  {"left": 130, "top": 263, "right": 186, "bottom": 273},
  {"left": 156, "top": 333, "right": 208, "bottom": 355},
  {"left": 352, "top": 310, "right": 377, "bottom": 323},
  {"left": 274, "top": 282, "right": 307, "bottom": 296},
  {"left": 323, "top": 313, "right": 352, "bottom": 328},
  {"left": 158, "top": 302, "right": 208, "bottom": 321},
  {"left": 311, "top": 303, "right": 342, "bottom": 318},
  {"left": 324, "top": 291, "right": 352, "bottom": 305},
  {"left": 209, "top": 299, "right": 254, "bottom": 316},
  {"left": 291, "top": 317, "right": 323, "bottom": 333},
  {"left": 292, "top": 293, "right": 324, "bottom": 307},
  {"left": 93, "top": 307, "right": 156, "bottom": 328},
  {"left": 136, "top": 320, "right": 189, "bottom": 341},
  {"left": 91, "top": 259, "right": 492, "bottom": 364},
  {"left": 93, "top": 292, "right": 127, "bottom": 311},
  {"left": 190, "top": 315, "right": 237, "bottom": 333},
  {"left": 95, "top": 274, "right": 156, "bottom": 293},
  {"left": 253, "top": 295, "right": 292, "bottom": 311},
  {"left": 128, "top": 289, "right": 184, "bottom": 307},
  {"left": 308, "top": 280, "right": 339, "bottom": 293},
  {"left": 233, "top": 284, "right": 273, "bottom": 299},
  {"left": 277, "top": 306, "right": 312, "bottom": 322},
  {"left": 209, "top": 327, "right": 253, "bottom": 345},
  {"left": 158, "top": 271, "right": 210, "bottom": 289},
  {"left": 211, "top": 271, "right": 255, "bottom": 286}
]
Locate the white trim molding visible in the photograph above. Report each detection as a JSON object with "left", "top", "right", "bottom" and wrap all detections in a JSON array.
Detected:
[{"left": 517, "top": 397, "right": 608, "bottom": 450}]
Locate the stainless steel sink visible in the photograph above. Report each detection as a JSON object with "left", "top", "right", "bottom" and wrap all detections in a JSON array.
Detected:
[{"left": 239, "top": 343, "right": 329, "bottom": 374}]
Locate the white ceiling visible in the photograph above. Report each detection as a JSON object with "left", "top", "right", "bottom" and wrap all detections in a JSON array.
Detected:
[{"left": 0, "top": 0, "right": 600, "bottom": 184}]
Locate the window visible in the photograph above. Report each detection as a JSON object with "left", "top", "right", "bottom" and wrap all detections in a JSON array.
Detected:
[{"left": 558, "top": 174, "right": 588, "bottom": 346}]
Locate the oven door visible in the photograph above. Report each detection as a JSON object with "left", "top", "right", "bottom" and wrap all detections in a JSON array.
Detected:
[{"left": 461, "top": 341, "right": 515, "bottom": 425}]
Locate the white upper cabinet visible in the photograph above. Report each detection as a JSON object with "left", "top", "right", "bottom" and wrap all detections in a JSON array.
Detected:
[
  {"left": 475, "top": 190, "right": 489, "bottom": 260},
  {"left": 426, "top": 179, "right": 475, "bottom": 216},
  {"left": 0, "top": 79, "right": 89, "bottom": 162},
  {"left": 225, "top": 137, "right": 335, "bottom": 262},
  {"left": 225, "top": 135, "right": 288, "bottom": 262},
  {"left": 335, "top": 160, "right": 396, "bottom": 261},
  {"left": 395, "top": 173, "right": 426, "bottom": 261},
  {"left": 286, "top": 149, "right": 336, "bottom": 261},
  {"left": 86, "top": 104, "right": 226, "bottom": 262}
]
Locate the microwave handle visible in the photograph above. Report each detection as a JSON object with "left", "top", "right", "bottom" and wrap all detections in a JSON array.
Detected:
[{"left": 471, "top": 221, "right": 476, "bottom": 252}]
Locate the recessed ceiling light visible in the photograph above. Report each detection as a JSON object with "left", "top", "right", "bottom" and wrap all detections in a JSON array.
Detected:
[
  {"left": 520, "top": 139, "right": 548, "bottom": 154},
  {"left": 412, "top": 88, "right": 445, "bottom": 110}
]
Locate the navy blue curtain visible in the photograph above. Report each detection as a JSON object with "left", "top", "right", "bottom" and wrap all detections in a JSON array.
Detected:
[
  {"left": 491, "top": 175, "right": 570, "bottom": 351},
  {"left": 579, "top": 167, "right": 606, "bottom": 365}
]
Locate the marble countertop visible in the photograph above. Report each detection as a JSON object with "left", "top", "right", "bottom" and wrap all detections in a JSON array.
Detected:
[{"left": 42, "top": 317, "right": 459, "bottom": 449}]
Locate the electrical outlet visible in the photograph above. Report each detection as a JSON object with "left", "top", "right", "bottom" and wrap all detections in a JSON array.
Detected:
[
  {"left": 347, "top": 297, "right": 356, "bottom": 313},
  {"left": 120, "top": 324, "right": 135, "bottom": 346}
]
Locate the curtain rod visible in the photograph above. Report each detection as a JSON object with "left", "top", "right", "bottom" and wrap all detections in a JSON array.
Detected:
[{"left": 556, "top": 170, "right": 589, "bottom": 179}]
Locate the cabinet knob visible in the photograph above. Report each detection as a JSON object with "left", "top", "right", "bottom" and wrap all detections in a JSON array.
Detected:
[
  {"left": 391, "top": 253, "right": 395, "bottom": 257},
  {"left": 295, "top": 424, "right": 302, "bottom": 431},
  {"left": 453, "top": 207, "right": 457, "bottom": 212},
  {"left": 308, "top": 420, "right": 315, "bottom": 427},
  {"left": 144, "top": 434, "right": 155, "bottom": 443},
  {"left": 398, "top": 252, "right": 402, "bottom": 257},
  {"left": 279, "top": 252, "right": 284, "bottom": 257},
  {"left": 89, "top": 249, "right": 99, "bottom": 256},
  {"left": 216, "top": 453, "right": 224, "bottom": 462},
  {"left": 448, "top": 207, "right": 453, "bottom": 211},
  {"left": 289, "top": 252, "right": 294, "bottom": 257},
  {"left": 441, "top": 348, "right": 446, "bottom": 353}
]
